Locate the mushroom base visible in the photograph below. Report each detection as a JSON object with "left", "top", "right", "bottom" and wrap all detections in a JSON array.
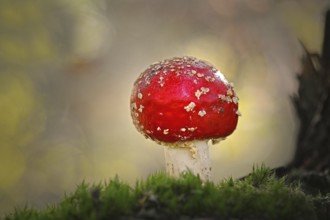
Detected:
[{"left": 164, "top": 141, "right": 211, "bottom": 181}]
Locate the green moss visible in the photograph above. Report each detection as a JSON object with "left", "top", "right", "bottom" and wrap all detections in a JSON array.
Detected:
[{"left": 3, "top": 166, "right": 328, "bottom": 220}]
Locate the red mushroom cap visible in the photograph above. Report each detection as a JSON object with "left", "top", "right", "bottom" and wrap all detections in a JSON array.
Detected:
[{"left": 130, "top": 56, "right": 240, "bottom": 144}]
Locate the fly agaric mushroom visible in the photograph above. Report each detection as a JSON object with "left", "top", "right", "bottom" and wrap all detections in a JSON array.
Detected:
[{"left": 130, "top": 56, "right": 240, "bottom": 181}]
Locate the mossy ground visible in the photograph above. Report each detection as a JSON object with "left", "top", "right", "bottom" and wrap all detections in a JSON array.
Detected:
[{"left": 3, "top": 166, "right": 329, "bottom": 220}]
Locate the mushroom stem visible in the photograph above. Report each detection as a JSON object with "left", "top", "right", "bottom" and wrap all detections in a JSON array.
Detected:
[{"left": 164, "top": 140, "right": 211, "bottom": 181}]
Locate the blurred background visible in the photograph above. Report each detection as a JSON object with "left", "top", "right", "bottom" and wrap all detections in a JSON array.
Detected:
[{"left": 0, "top": 0, "right": 329, "bottom": 215}]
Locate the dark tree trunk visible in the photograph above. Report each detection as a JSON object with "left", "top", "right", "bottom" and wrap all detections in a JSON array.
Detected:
[{"left": 288, "top": 9, "right": 330, "bottom": 172}]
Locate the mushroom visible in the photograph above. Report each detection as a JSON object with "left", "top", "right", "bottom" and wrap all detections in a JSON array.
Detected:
[{"left": 130, "top": 56, "right": 240, "bottom": 181}]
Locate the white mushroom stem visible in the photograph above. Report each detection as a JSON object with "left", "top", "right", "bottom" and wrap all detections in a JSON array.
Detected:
[{"left": 164, "top": 140, "right": 211, "bottom": 181}]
